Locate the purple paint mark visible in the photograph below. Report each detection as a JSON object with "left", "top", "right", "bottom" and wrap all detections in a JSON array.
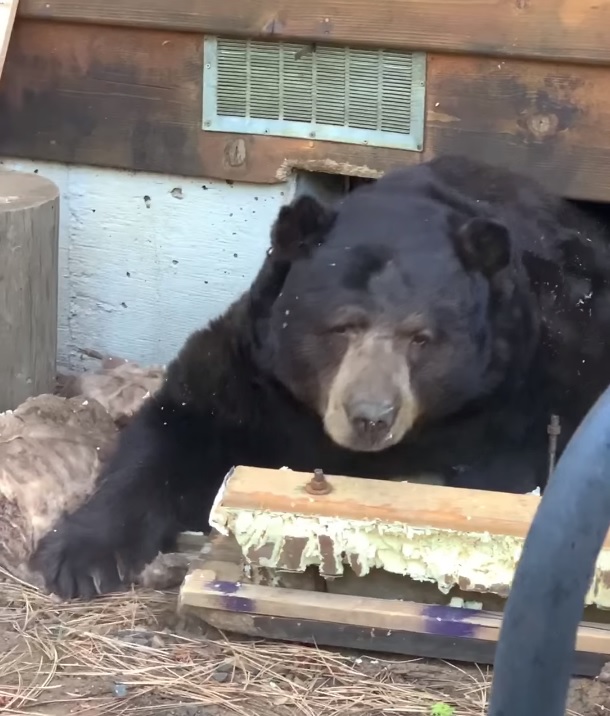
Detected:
[
  {"left": 422, "top": 604, "right": 480, "bottom": 639},
  {"left": 221, "top": 595, "right": 256, "bottom": 612},
  {"left": 212, "top": 580, "right": 240, "bottom": 594},
  {"left": 210, "top": 580, "right": 255, "bottom": 613}
]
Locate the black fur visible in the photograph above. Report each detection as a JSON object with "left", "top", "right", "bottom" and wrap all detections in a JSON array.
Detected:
[{"left": 31, "top": 155, "right": 610, "bottom": 600}]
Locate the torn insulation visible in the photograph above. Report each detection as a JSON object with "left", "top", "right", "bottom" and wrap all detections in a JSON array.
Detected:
[{"left": 209, "top": 466, "right": 610, "bottom": 609}]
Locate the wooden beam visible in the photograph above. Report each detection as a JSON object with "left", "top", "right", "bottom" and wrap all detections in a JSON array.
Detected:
[
  {"left": 179, "top": 559, "right": 610, "bottom": 677},
  {"left": 215, "top": 466, "right": 540, "bottom": 539},
  {"left": 16, "top": 0, "right": 610, "bottom": 66},
  {"left": 2, "top": 22, "right": 610, "bottom": 201},
  {"left": 0, "top": 0, "right": 18, "bottom": 80},
  {"left": 182, "top": 568, "right": 610, "bottom": 656},
  {"left": 209, "top": 466, "right": 610, "bottom": 609},
  {"left": 188, "top": 611, "right": 610, "bottom": 677}
]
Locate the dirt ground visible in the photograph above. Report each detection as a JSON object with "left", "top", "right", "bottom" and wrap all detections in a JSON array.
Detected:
[{"left": 1, "top": 571, "right": 610, "bottom": 716}]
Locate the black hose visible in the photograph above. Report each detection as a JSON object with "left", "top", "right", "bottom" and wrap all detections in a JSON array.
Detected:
[{"left": 488, "top": 384, "right": 610, "bottom": 716}]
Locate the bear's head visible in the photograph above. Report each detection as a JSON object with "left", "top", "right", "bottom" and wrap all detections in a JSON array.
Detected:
[{"left": 264, "top": 169, "right": 531, "bottom": 453}]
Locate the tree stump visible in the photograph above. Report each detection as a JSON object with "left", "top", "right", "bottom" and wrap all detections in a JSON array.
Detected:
[{"left": 0, "top": 169, "right": 60, "bottom": 412}]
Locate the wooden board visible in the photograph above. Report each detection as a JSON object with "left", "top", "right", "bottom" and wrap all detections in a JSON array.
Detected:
[
  {"left": 214, "top": 465, "right": 610, "bottom": 546},
  {"left": 3, "top": 22, "right": 610, "bottom": 201},
  {"left": 209, "top": 466, "right": 610, "bottom": 609},
  {"left": 0, "top": 0, "right": 18, "bottom": 80},
  {"left": 16, "top": 0, "right": 610, "bottom": 66},
  {"left": 185, "top": 612, "right": 610, "bottom": 677},
  {"left": 215, "top": 465, "right": 543, "bottom": 540},
  {"left": 182, "top": 568, "right": 610, "bottom": 657},
  {"left": 178, "top": 540, "right": 610, "bottom": 677}
]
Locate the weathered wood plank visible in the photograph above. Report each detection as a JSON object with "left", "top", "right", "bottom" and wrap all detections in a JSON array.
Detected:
[
  {"left": 209, "top": 466, "right": 610, "bottom": 609},
  {"left": 184, "top": 609, "right": 610, "bottom": 677},
  {"left": 179, "top": 532, "right": 610, "bottom": 676},
  {"left": 3, "top": 22, "right": 610, "bottom": 200},
  {"left": 180, "top": 565, "right": 610, "bottom": 664},
  {"left": 215, "top": 465, "right": 542, "bottom": 540},
  {"left": 214, "top": 465, "right": 610, "bottom": 547},
  {"left": 16, "top": 0, "right": 610, "bottom": 65}
]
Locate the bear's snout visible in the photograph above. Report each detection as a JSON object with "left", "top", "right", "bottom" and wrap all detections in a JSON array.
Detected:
[
  {"left": 319, "top": 329, "right": 420, "bottom": 452},
  {"left": 344, "top": 397, "right": 399, "bottom": 443}
]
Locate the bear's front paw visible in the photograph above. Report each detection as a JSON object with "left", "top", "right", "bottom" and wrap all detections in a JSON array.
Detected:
[{"left": 30, "top": 519, "right": 134, "bottom": 600}]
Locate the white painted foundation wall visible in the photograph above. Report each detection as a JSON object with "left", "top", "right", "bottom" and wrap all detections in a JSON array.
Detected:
[{"left": 0, "top": 158, "right": 294, "bottom": 371}]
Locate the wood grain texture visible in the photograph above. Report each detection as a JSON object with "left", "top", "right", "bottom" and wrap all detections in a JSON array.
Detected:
[
  {"left": 0, "top": 169, "right": 59, "bottom": 411},
  {"left": 211, "top": 467, "right": 610, "bottom": 607},
  {"left": 179, "top": 531, "right": 610, "bottom": 676},
  {"left": 180, "top": 565, "right": 610, "bottom": 658},
  {"left": 2, "top": 21, "right": 610, "bottom": 200},
  {"left": 16, "top": 0, "right": 610, "bottom": 65},
  {"left": 183, "top": 609, "right": 609, "bottom": 677},
  {"left": 214, "top": 465, "right": 544, "bottom": 540}
]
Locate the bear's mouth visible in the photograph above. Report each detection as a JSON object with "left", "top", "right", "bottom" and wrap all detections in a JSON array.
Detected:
[
  {"left": 322, "top": 400, "right": 418, "bottom": 453},
  {"left": 331, "top": 426, "right": 401, "bottom": 453}
]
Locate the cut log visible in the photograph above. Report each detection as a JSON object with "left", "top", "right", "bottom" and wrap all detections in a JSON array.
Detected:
[{"left": 0, "top": 169, "right": 59, "bottom": 411}]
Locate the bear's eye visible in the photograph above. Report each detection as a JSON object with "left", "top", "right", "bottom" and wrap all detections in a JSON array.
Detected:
[
  {"left": 411, "top": 332, "right": 431, "bottom": 347},
  {"left": 327, "top": 309, "right": 369, "bottom": 335},
  {"left": 330, "top": 323, "right": 360, "bottom": 335}
]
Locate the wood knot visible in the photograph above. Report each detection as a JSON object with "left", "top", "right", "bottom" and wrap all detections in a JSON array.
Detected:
[
  {"left": 224, "top": 139, "right": 247, "bottom": 168},
  {"left": 526, "top": 112, "right": 559, "bottom": 140}
]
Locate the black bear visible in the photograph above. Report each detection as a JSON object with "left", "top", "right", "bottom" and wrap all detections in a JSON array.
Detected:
[{"left": 31, "top": 155, "right": 610, "bottom": 600}]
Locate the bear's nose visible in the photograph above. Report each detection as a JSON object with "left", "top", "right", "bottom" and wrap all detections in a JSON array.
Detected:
[{"left": 346, "top": 399, "right": 398, "bottom": 437}]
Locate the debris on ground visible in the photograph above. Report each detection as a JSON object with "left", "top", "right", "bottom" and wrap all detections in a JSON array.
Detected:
[{"left": 1, "top": 568, "right": 610, "bottom": 715}]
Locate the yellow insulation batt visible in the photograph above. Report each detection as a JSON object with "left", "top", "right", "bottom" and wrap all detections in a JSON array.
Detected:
[{"left": 209, "top": 466, "right": 610, "bottom": 609}]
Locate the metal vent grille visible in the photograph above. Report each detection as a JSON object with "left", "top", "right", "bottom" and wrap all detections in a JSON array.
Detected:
[{"left": 203, "top": 37, "right": 426, "bottom": 151}]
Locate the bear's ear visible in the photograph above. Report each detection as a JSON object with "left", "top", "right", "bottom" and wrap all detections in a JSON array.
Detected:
[
  {"left": 452, "top": 217, "right": 511, "bottom": 277},
  {"left": 270, "top": 195, "right": 336, "bottom": 261}
]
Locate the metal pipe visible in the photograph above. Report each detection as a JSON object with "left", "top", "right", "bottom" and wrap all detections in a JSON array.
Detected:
[{"left": 488, "top": 385, "right": 610, "bottom": 716}]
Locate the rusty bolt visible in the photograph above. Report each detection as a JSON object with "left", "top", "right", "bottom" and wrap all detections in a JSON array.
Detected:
[
  {"left": 547, "top": 414, "right": 561, "bottom": 437},
  {"left": 305, "top": 468, "right": 332, "bottom": 495}
]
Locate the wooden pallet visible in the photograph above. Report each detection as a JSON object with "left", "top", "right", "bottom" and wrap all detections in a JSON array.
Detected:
[{"left": 178, "top": 466, "right": 610, "bottom": 676}]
